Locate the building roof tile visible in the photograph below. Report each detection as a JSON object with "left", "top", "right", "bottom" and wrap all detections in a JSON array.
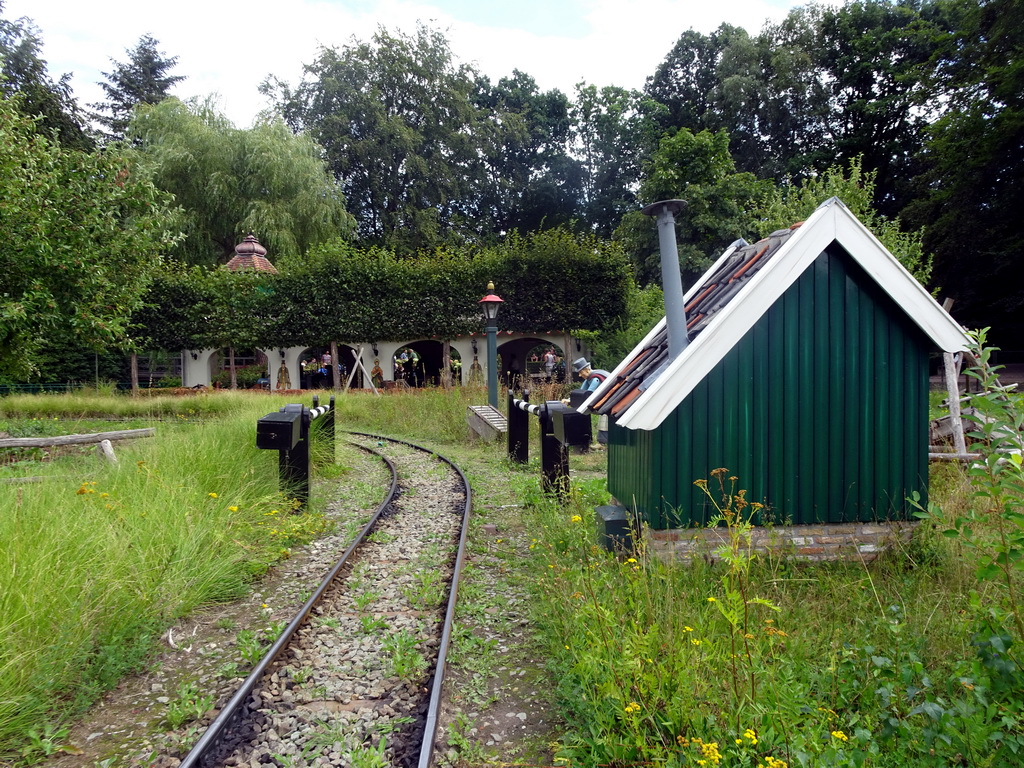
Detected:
[{"left": 590, "top": 226, "right": 798, "bottom": 417}]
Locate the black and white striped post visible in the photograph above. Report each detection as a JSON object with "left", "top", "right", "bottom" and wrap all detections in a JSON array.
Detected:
[
  {"left": 256, "top": 397, "right": 335, "bottom": 508},
  {"left": 310, "top": 394, "right": 336, "bottom": 460},
  {"left": 508, "top": 390, "right": 572, "bottom": 499}
]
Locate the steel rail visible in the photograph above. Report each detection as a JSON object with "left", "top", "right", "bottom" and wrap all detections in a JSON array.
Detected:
[
  {"left": 178, "top": 441, "right": 398, "bottom": 768},
  {"left": 344, "top": 432, "right": 474, "bottom": 768}
]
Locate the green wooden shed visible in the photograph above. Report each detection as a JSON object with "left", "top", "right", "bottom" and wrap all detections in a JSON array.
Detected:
[{"left": 582, "top": 198, "right": 970, "bottom": 528}]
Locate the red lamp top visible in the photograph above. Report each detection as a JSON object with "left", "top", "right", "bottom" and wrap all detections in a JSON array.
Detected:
[{"left": 479, "top": 281, "right": 504, "bottom": 321}]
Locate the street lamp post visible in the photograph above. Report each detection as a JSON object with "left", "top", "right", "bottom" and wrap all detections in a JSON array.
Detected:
[{"left": 479, "top": 281, "right": 504, "bottom": 408}]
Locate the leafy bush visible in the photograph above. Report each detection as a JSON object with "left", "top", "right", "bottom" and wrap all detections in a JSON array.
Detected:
[
  {"left": 213, "top": 364, "right": 267, "bottom": 389},
  {"left": 153, "top": 376, "right": 182, "bottom": 389}
]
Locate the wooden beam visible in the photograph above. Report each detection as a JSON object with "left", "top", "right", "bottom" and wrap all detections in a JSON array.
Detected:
[
  {"left": 929, "top": 452, "right": 982, "bottom": 461},
  {"left": 0, "top": 428, "right": 155, "bottom": 449}
]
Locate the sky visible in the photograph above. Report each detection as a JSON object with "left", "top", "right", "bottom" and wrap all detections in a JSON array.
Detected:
[{"left": 6, "top": 0, "right": 811, "bottom": 128}]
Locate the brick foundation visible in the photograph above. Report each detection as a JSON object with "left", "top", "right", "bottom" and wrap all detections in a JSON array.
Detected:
[{"left": 645, "top": 521, "right": 917, "bottom": 563}]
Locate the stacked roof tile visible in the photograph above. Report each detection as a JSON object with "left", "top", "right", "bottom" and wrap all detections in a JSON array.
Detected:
[{"left": 589, "top": 224, "right": 800, "bottom": 418}]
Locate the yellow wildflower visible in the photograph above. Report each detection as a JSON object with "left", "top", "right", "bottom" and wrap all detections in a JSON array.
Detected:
[
  {"left": 707, "top": 596, "right": 717, "bottom": 602},
  {"left": 229, "top": 506, "right": 239, "bottom": 512},
  {"left": 571, "top": 515, "right": 582, "bottom": 523},
  {"left": 624, "top": 702, "right": 641, "bottom": 714},
  {"left": 831, "top": 730, "right": 848, "bottom": 742},
  {"left": 699, "top": 740, "right": 722, "bottom": 764},
  {"left": 208, "top": 492, "right": 218, "bottom": 498}
]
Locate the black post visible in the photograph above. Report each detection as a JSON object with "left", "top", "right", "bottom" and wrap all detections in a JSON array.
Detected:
[
  {"left": 540, "top": 402, "right": 570, "bottom": 499},
  {"left": 508, "top": 389, "right": 529, "bottom": 464},
  {"left": 326, "top": 395, "right": 336, "bottom": 460},
  {"left": 280, "top": 403, "right": 310, "bottom": 507}
]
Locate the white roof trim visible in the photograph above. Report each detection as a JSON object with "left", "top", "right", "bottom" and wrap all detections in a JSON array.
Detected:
[{"left": 587, "top": 197, "right": 970, "bottom": 431}]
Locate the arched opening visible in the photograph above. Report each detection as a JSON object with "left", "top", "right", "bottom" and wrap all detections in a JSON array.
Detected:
[
  {"left": 336, "top": 344, "right": 361, "bottom": 389},
  {"left": 393, "top": 341, "right": 454, "bottom": 387},
  {"left": 524, "top": 341, "right": 567, "bottom": 384},
  {"left": 297, "top": 347, "right": 332, "bottom": 389},
  {"left": 498, "top": 337, "right": 562, "bottom": 390},
  {"left": 448, "top": 345, "right": 463, "bottom": 385}
]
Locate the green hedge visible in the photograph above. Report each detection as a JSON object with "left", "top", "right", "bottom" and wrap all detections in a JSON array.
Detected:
[{"left": 131, "top": 227, "right": 632, "bottom": 349}]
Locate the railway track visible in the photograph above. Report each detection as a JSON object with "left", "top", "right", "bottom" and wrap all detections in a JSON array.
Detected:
[{"left": 178, "top": 433, "right": 472, "bottom": 768}]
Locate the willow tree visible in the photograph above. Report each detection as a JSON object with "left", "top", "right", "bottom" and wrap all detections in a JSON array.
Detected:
[{"left": 129, "top": 97, "right": 355, "bottom": 267}]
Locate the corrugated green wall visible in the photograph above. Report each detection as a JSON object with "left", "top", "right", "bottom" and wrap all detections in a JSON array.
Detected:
[{"left": 608, "top": 246, "right": 931, "bottom": 527}]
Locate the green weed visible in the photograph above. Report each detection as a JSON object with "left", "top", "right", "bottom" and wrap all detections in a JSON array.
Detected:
[
  {"left": 360, "top": 616, "right": 387, "bottom": 634},
  {"left": 235, "top": 629, "right": 268, "bottom": 665},
  {"left": 347, "top": 738, "right": 389, "bottom": 768},
  {"left": 163, "top": 681, "right": 214, "bottom": 730},
  {"left": 402, "top": 569, "right": 445, "bottom": 610},
  {"left": 382, "top": 630, "right": 426, "bottom": 679}
]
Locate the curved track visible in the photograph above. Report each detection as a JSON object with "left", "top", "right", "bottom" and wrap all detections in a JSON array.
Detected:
[{"left": 178, "top": 433, "right": 472, "bottom": 768}]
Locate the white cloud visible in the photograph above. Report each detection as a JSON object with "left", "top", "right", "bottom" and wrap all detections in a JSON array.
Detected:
[{"left": 6, "top": 0, "right": 805, "bottom": 127}]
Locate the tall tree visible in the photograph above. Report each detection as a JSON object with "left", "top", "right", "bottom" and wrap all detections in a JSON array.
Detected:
[
  {"left": 772, "top": 0, "right": 943, "bottom": 214},
  {"left": 905, "top": 0, "right": 1024, "bottom": 342},
  {"left": 615, "top": 127, "right": 766, "bottom": 285},
  {"left": 129, "top": 97, "right": 354, "bottom": 266},
  {"left": 266, "top": 24, "right": 483, "bottom": 252},
  {"left": 471, "top": 70, "right": 581, "bottom": 235},
  {"left": 0, "top": 96, "right": 178, "bottom": 378},
  {"left": 645, "top": 24, "right": 745, "bottom": 133},
  {"left": 645, "top": 2, "right": 950, "bottom": 215},
  {"left": 91, "top": 34, "right": 185, "bottom": 142},
  {"left": 0, "top": 4, "right": 92, "bottom": 149},
  {"left": 571, "top": 83, "right": 666, "bottom": 237}
]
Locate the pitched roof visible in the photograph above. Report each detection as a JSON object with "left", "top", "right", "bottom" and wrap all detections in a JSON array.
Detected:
[{"left": 582, "top": 197, "right": 970, "bottom": 431}]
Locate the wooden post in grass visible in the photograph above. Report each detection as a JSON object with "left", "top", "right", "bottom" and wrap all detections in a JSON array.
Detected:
[{"left": 944, "top": 351, "right": 968, "bottom": 456}]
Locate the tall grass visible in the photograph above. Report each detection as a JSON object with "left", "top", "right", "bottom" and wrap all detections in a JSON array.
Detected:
[
  {"left": 0, "top": 389, "right": 246, "bottom": 420},
  {"left": 0, "top": 384, "right": 505, "bottom": 760},
  {"left": 523, "top": 466, "right": 1023, "bottom": 767},
  {"left": 0, "top": 392, "right": 334, "bottom": 760},
  {"left": 333, "top": 385, "right": 487, "bottom": 443}
]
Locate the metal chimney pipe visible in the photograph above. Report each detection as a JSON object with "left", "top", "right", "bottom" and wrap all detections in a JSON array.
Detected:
[{"left": 642, "top": 199, "right": 689, "bottom": 359}]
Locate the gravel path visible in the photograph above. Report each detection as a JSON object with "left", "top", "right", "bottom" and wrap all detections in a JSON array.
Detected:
[{"left": 200, "top": 436, "right": 467, "bottom": 768}]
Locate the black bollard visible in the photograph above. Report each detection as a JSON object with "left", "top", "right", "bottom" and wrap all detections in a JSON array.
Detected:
[
  {"left": 279, "top": 403, "right": 310, "bottom": 506},
  {"left": 539, "top": 401, "right": 570, "bottom": 500},
  {"left": 508, "top": 389, "right": 529, "bottom": 464},
  {"left": 325, "top": 395, "right": 336, "bottom": 459}
]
